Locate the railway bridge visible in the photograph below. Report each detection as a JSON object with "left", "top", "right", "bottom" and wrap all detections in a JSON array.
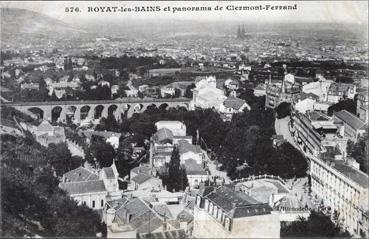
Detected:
[{"left": 3, "top": 98, "right": 191, "bottom": 123}]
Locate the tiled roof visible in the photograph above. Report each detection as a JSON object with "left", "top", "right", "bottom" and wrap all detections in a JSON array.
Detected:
[
  {"left": 106, "top": 198, "right": 129, "bottom": 210},
  {"left": 307, "top": 111, "right": 330, "bottom": 121},
  {"left": 131, "top": 165, "right": 152, "bottom": 175},
  {"left": 223, "top": 96, "right": 247, "bottom": 111},
  {"left": 230, "top": 204, "right": 272, "bottom": 218},
  {"left": 153, "top": 128, "right": 174, "bottom": 143},
  {"left": 115, "top": 198, "right": 163, "bottom": 234},
  {"left": 115, "top": 198, "right": 150, "bottom": 222},
  {"left": 152, "top": 204, "right": 173, "bottom": 219},
  {"left": 207, "top": 186, "right": 259, "bottom": 211},
  {"left": 37, "top": 120, "right": 54, "bottom": 132},
  {"left": 178, "top": 140, "right": 202, "bottom": 154},
  {"left": 333, "top": 110, "right": 366, "bottom": 131},
  {"left": 103, "top": 167, "right": 115, "bottom": 179},
  {"left": 183, "top": 159, "right": 207, "bottom": 175},
  {"left": 198, "top": 185, "right": 215, "bottom": 197},
  {"left": 63, "top": 166, "right": 99, "bottom": 182},
  {"left": 176, "top": 209, "right": 193, "bottom": 222},
  {"left": 333, "top": 161, "right": 368, "bottom": 188},
  {"left": 59, "top": 180, "right": 106, "bottom": 195},
  {"left": 131, "top": 173, "right": 153, "bottom": 184},
  {"left": 205, "top": 186, "right": 272, "bottom": 218}
]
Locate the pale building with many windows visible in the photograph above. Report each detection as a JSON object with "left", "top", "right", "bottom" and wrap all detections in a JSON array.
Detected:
[
  {"left": 193, "top": 185, "right": 280, "bottom": 238},
  {"left": 310, "top": 155, "right": 368, "bottom": 237}
]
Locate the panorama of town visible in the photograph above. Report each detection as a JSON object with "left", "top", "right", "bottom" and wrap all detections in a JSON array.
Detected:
[{"left": 1, "top": 4, "right": 368, "bottom": 239}]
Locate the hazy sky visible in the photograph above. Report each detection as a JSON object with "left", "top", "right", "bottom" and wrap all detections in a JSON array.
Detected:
[{"left": 1, "top": 1, "right": 368, "bottom": 25}]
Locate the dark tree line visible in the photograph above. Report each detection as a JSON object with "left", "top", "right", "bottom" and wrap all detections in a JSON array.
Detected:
[
  {"left": 347, "top": 135, "right": 369, "bottom": 175},
  {"left": 328, "top": 98, "right": 356, "bottom": 116},
  {"left": 281, "top": 211, "right": 351, "bottom": 237},
  {"left": 1, "top": 134, "right": 105, "bottom": 237},
  {"left": 160, "top": 147, "right": 189, "bottom": 192}
]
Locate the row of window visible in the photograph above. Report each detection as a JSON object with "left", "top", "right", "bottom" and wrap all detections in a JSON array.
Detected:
[
  {"left": 81, "top": 199, "right": 105, "bottom": 208},
  {"left": 311, "top": 162, "right": 360, "bottom": 204},
  {"left": 196, "top": 196, "right": 232, "bottom": 232}
]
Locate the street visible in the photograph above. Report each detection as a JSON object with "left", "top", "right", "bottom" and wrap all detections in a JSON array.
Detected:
[{"left": 275, "top": 116, "right": 299, "bottom": 150}]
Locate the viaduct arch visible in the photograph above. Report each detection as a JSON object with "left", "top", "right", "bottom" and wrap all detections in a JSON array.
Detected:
[{"left": 4, "top": 98, "right": 191, "bottom": 123}]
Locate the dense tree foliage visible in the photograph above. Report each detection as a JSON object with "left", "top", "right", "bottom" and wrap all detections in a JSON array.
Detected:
[
  {"left": 1, "top": 134, "right": 105, "bottom": 237},
  {"left": 85, "top": 135, "right": 116, "bottom": 168},
  {"left": 46, "top": 142, "right": 81, "bottom": 176},
  {"left": 281, "top": 210, "right": 351, "bottom": 237},
  {"left": 90, "top": 92, "right": 307, "bottom": 180},
  {"left": 347, "top": 136, "right": 369, "bottom": 175},
  {"left": 160, "top": 147, "right": 189, "bottom": 192},
  {"left": 275, "top": 102, "right": 291, "bottom": 119},
  {"left": 327, "top": 99, "right": 356, "bottom": 116},
  {"left": 184, "top": 83, "right": 196, "bottom": 98}
]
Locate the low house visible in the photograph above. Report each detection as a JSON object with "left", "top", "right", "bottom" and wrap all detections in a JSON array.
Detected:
[
  {"left": 183, "top": 159, "right": 208, "bottom": 189},
  {"left": 155, "top": 121, "right": 186, "bottom": 137},
  {"left": 254, "top": 84, "right": 267, "bottom": 97},
  {"left": 333, "top": 110, "right": 367, "bottom": 143},
  {"left": 178, "top": 140, "right": 204, "bottom": 165},
  {"left": 34, "top": 120, "right": 65, "bottom": 147},
  {"left": 125, "top": 89, "right": 138, "bottom": 97},
  {"left": 20, "top": 82, "right": 39, "bottom": 90},
  {"left": 130, "top": 172, "right": 162, "bottom": 191},
  {"left": 59, "top": 162, "right": 122, "bottom": 210},
  {"left": 219, "top": 96, "right": 250, "bottom": 120},
  {"left": 327, "top": 83, "right": 356, "bottom": 103},
  {"left": 160, "top": 86, "right": 176, "bottom": 97}
]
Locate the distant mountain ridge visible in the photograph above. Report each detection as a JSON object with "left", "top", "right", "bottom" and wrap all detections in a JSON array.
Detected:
[{"left": 0, "top": 8, "right": 85, "bottom": 38}]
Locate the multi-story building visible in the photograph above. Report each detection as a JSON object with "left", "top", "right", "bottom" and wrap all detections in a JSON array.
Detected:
[
  {"left": 192, "top": 76, "right": 227, "bottom": 111},
  {"left": 193, "top": 185, "right": 280, "bottom": 238},
  {"left": 310, "top": 156, "right": 368, "bottom": 237},
  {"left": 327, "top": 83, "right": 356, "bottom": 103},
  {"left": 59, "top": 162, "right": 122, "bottom": 210},
  {"left": 333, "top": 110, "right": 367, "bottom": 143},
  {"left": 290, "top": 111, "right": 347, "bottom": 158},
  {"left": 265, "top": 80, "right": 301, "bottom": 109},
  {"left": 219, "top": 96, "right": 250, "bottom": 121},
  {"left": 357, "top": 91, "right": 369, "bottom": 123}
]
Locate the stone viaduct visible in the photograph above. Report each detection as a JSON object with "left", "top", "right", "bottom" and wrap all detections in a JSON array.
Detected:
[{"left": 4, "top": 98, "right": 191, "bottom": 123}]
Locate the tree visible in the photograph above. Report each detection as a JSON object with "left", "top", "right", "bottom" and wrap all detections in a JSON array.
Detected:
[
  {"left": 281, "top": 210, "right": 351, "bottom": 237},
  {"left": 89, "top": 135, "right": 116, "bottom": 168},
  {"left": 184, "top": 83, "right": 195, "bottom": 98},
  {"left": 46, "top": 143, "right": 73, "bottom": 176},
  {"left": 347, "top": 135, "right": 369, "bottom": 175},
  {"left": 1, "top": 134, "right": 104, "bottom": 237},
  {"left": 161, "top": 147, "right": 188, "bottom": 192},
  {"left": 275, "top": 102, "right": 291, "bottom": 119},
  {"left": 327, "top": 99, "right": 356, "bottom": 116}
]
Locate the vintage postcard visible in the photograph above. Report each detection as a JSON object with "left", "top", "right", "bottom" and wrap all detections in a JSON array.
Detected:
[{"left": 0, "top": 1, "right": 368, "bottom": 238}]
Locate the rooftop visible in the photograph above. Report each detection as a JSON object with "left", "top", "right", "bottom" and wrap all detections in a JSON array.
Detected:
[
  {"left": 333, "top": 110, "right": 366, "bottom": 131},
  {"left": 103, "top": 167, "right": 115, "bottom": 179},
  {"left": 183, "top": 159, "right": 207, "bottom": 175},
  {"left": 332, "top": 160, "right": 368, "bottom": 188},
  {"left": 63, "top": 166, "right": 99, "bottom": 182},
  {"left": 59, "top": 180, "right": 106, "bottom": 195},
  {"left": 131, "top": 173, "right": 154, "bottom": 185},
  {"left": 153, "top": 128, "right": 174, "bottom": 144},
  {"left": 178, "top": 140, "right": 202, "bottom": 154},
  {"left": 204, "top": 186, "right": 272, "bottom": 218},
  {"left": 223, "top": 96, "right": 247, "bottom": 111}
]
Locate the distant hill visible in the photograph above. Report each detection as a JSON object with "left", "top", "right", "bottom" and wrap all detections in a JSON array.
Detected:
[{"left": 0, "top": 8, "right": 85, "bottom": 39}]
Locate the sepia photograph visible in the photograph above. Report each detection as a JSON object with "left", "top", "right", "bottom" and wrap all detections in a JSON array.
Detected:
[{"left": 0, "top": 1, "right": 368, "bottom": 238}]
